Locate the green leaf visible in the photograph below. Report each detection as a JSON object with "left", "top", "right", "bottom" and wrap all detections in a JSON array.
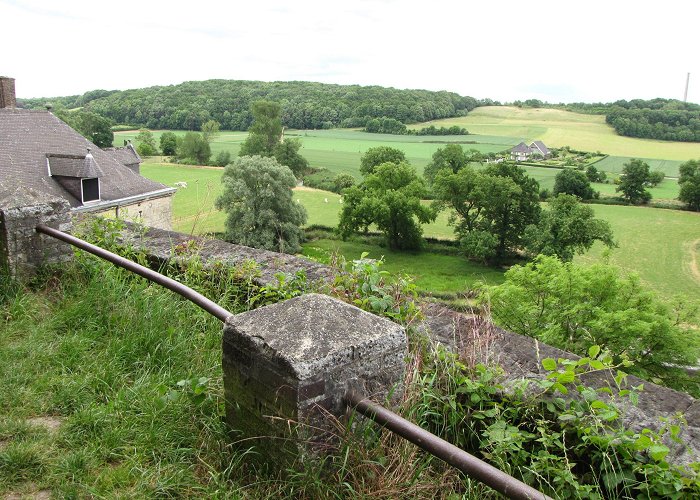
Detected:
[
  {"left": 542, "top": 358, "right": 557, "bottom": 371},
  {"left": 552, "top": 382, "right": 568, "bottom": 394},
  {"left": 557, "top": 371, "right": 575, "bottom": 384},
  {"left": 588, "top": 345, "right": 601, "bottom": 358},
  {"left": 589, "top": 360, "right": 605, "bottom": 370},
  {"left": 591, "top": 400, "right": 608, "bottom": 410},
  {"left": 649, "top": 444, "right": 670, "bottom": 461}
]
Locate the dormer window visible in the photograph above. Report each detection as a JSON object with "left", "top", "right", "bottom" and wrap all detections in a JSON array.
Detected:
[
  {"left": 47, "top": 148, "right": 104, "bottom": 206},
  {"left": 81, "top": 177, "right": 100, "bottom": 203}
]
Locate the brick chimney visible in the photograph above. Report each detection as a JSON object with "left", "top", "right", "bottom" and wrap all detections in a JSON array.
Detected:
[{"left": 0, "top": 77, "right": 17, "bottom": 109}]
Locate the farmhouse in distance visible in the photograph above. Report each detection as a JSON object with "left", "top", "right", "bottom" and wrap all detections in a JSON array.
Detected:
[
  {"left": 0, "top": 77, "right": 175, "bottom": 229},
  {"left": 510, "top": 140, "right": 551, "bottom": 161}
]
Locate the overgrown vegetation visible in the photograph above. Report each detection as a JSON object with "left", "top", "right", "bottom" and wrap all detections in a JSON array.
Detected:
[
  {"left": 482, "top": 255, "right": 700, "bottom": 395},
  {"left": 3, "top": 220, "right": 700, "bottom": 498}
]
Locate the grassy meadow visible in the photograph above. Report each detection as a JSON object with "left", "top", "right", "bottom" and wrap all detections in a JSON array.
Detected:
[
  {"left": 127, "top": 105, "right": 700, "bottom": 302},
  {"left": 117, "top": 128, "right": 518, "bottom": 180},
  {"left": 141, "top": 163, "right": 699, "bottom": 301}
]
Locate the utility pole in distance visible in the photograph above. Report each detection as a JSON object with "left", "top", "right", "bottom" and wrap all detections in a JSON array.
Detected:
[{"left": 684, "top": 73, "right": 690, "bottom": 102}]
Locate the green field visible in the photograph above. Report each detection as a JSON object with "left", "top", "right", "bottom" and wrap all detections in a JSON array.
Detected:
[
  {"left": 303, "top": 239, "right": 505, "bottom": 294},
  {"left": 142, "top": 163, "right": 699, "bottom": 301},
  {"left": 417, "top": 107, "right": 700, "bottom": 167},
  {"left": 594, "top": 155, "right": 684, "bottom": 177},
  {"left": 117, "top": 128, "right": 518, "bottom": 180},
  {"left": 576, "top": 205, "right": 700, "bottom": 300}
]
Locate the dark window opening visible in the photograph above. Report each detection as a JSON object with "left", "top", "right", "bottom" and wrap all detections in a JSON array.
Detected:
[{"left": 82, "top": 178, "right": 100, "bottom": 202}]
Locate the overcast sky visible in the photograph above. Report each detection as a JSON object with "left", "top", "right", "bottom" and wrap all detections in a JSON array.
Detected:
[{"left": 2, "top": 0, "right": 698, "bottom": 104}]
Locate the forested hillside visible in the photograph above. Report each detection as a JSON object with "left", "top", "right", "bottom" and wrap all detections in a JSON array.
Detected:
[
  {"left": 566, "top": 98, "right": 700, "bottom": 142},
  {"left": 19, "top": 80, "right": 481, "bottom": 131}
]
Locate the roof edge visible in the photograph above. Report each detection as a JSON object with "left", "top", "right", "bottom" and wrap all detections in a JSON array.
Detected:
[{"left": 71, "top": 187, "right": 176, "bottom": 213}]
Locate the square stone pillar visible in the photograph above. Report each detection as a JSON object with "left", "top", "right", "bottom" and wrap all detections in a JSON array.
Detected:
[
  {"left": 0, "top": 188, "right": 72, "bottom": 278},
  {"left": 222, "top": 293, "right": 407, "bottom": 461}
]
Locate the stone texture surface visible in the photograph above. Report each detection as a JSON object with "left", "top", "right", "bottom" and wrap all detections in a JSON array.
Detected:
[
  {"left": 120, "top": 223, "right": 333, "bottom": 286},
  {"left": 422, "top": 303, "right": 700, "bottom": 466},
  {"left": 222, "top": 293, "right": 406, "bottom": 460},
  {"left": 0, "top": 187, "right": 72, "bottom": 277},
  {"left": 98, "top": 194, "right": 173, "bottom": 231}
]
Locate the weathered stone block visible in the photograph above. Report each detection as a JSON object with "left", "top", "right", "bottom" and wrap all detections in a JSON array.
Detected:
[
  {"left": 222, "top": 293, "right": 406, "bottom": 463},
  {"left": 0, "top": 188, "right": 73, "bottom": 278}
]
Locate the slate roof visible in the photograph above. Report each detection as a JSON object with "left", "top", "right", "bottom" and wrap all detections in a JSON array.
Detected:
[
  {"left": 47, "top": 153, "right": 102, "bottom": 178},
  {"left": 510, "top": 142, "right": 530, "bottom": 153},
  {"left": 0, "top": 108, "right": 173, "bottom": 208},
  {"left": 103, "top": 144, "right": 141, "bottom": 166},
  {"left": 530, "top": 141, "right": 550, "bottom": 155}
]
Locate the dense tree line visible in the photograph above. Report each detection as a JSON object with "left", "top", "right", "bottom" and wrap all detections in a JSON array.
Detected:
[
  {"left": 562, "top": 99, "right": 700, "bottom": 142},
  {"left": 20, "top": 80, "right": 481, "bottom": 131},
  {"left": 606, "top": 106, "right": 700, "bottom": 142}
]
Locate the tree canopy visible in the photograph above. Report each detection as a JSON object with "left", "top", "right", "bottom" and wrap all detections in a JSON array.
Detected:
[
  {"left": 215, "top": 155, "right": 307, "bottom": 254},
  {"left": 359, "top": 146, "right": 407, "bottom": 176},
  {"left": 159, "top": 131, "right": 178, "bottom": 156},
  {"left": 553, "top": 168, "right": 595, "bottom": 200},
  {"left": 678, "top": 159, "right": 700, "bottom": 211},
  {"left": 135, "top": 129, "right": 158, "bottom": 156},
  {"left": 524, "top": 194, "right": 615, "bottom": 261},
  {"left": 177, "top": 132, "right": 211, "bottom": 164},
  {"left": 339, "top": 161, "right": 435, "bottom": 250},
  {"left": 274, "top": 138, "right": 308, "bottom": 177},
  {"left": 423, "top": 144, "right": 482, "bottom": 185},
  {"left": 482, "top": 255, "right": 700, "bottom": 392},
  {"left": 21, "top": 79, "right": 481, "bottom": 131},
  {"left": 433, "top": 162, "right": 540, "bottom": 263},
  {"left": 55, "top": 109, "right": 114, "bottom": 148},
  {"left": 239, "top": 100, "right": 283, "bottom": 156},
  {"left": 616, "top": 159, "right": 651, "bottom": 204}
]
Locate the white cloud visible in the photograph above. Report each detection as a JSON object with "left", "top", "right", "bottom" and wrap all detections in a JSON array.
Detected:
[{"left": 2, "top": 0, "right": 698, "bottom": 103}]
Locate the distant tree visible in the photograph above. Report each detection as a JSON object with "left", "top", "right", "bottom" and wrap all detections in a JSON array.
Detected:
[
  {"left": 617, "top": 159, "right": 651, "bottom": 204},
  {"left": 364, "top": 116, "right": 407, "bottom": 134},
  {"left": 482, "top": 255, "right": 699, "bottom": 391},
  {"left": 423, "top": 144, "right": 472, "bottom": 185},
  {"left": 585, "top": 165, "right": 606, "bottom": 183},
  {"left": 239, "top": 100, "right": 282, "bottom": 156},
  {"left": 647, "top": 170, "right": 665, "bottom": 187},
  {"left": 477, "top": 162, "right": 541, "bottom": 263},
  {"left": 67, "top": 111, "right": 114, "bottom": 148},
  {"left": 213, "top": 150, "right": 232, "bottom": 167},
  {"left": 201, "top": 119, "right": 221, "bottom": 143},
  {"left": 678, "top": 159, "right": 700, "bottom": 211},
  {"left": 215, "top": 155, "right": 307, "bottom": 254},
  {"left": 273, "top": 138, "right": 308, "bottom": 177},
  {"left": 135, "top": 129, "right": 158, "bottom": 156},
  {"left": 339, "top": 162, "right": 435, "bottom": 250},
  {"left": 524, "top": 194, "right": 615, "bottom": 261},
  {"left": 159, "top": 131, "right": 178, "bottom": 156},
  {"left": 553, "top": 168, "right": 595, "bottom": 200},
  {"left": 333, "top": 173, "right": 355, "bottom": 192},
  {"left": 432, "top": 162, "right": 541, "bottom": 263},
  {"left": 359, "top": 146, "right": 407, "bottom": 176},
  {"left": 178, "top": 131, "right": 211, "bottom": 164}
]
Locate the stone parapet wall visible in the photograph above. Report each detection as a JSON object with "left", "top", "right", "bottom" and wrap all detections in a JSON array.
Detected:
[
  {"left": 0, "top": 188, "right": 72, "bottom": 277},
  {"left": 120, "top": 223, "right": 333, "bottom": 286},
  {"left": 121, "top": 224, "right": 700, "bottom": 465},
  {"left": 422, "top": 304, "right": 700, "bottom": 466},
  {"left": 223, "top": 294, "right": 407, "bottom": 461}
]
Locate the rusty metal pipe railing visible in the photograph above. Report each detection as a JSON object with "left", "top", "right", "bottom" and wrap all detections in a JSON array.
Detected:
[
  {"left": 35, "top": 224, "right": 233, "bottom": 322},
  {"left": 344, "top": 390, "right": 551, "bottom": 500},
  {"left": 38, "top": 223, "right": 549, "bottom": 498}
]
